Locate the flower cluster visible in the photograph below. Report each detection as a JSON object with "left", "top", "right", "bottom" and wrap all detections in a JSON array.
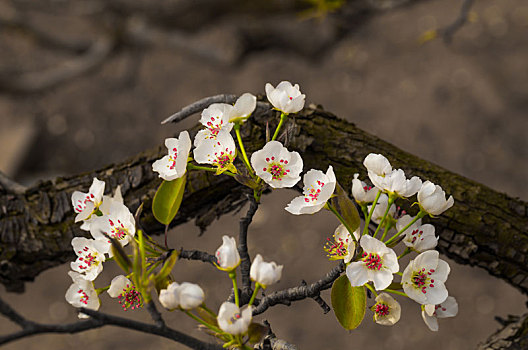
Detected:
[
  {"left": 66, "top": 178, "right": 138, "bottom": 317},
  {"left": 339, "top": 153, "right": 457, "bottom": 330}
]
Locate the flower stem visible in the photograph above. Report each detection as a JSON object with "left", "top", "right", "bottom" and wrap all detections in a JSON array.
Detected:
[
  {"left": 385, "top": 210, "right": 426, "bottom": 245},
  {"left": 271, "top": 112, "right": 288, "bottom": 141},
  {"left": 187, "top": 163, "right": 236, "bottom": 178},
  {"left": 397, "top": 248, "right": 411, "bottom": 260},
  {"left": 200, "top": 304, "right": 217, "bottom": 319},
  {"left": 362, "top": 190, "right": 382, "bottom": 237},
  {"left": 248, "top": 283, "right": 262, "bottom": 306},
  {"left": 365, "top": 283, "right": 378, "bottom": 297},
  {"left": 380, "top": 223, "right": 391, "bottom": 241},
  {"left": 326, "top": 203, "right": 358, "bottom": 243},
  {"left": 360, "top": 204, "right": 369, "bottom": 221},
  {"left": 382, "top": 289, "right": 409, "bottom": 298},
  {"left": 184, "top": 310, "right": 223, "bottom": 334},
  {"left": 234, "top": 123, "right": 254, "bottom": 176},
  {"left": 373, "top": 195, "right": 395, "bottom": 239},
  {"left": 229, "top": 271, "right": 240, "bottom": 307}
]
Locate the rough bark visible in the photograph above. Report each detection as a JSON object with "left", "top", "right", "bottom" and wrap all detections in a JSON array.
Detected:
[
  {"left": 478, "top": 314, "right": 528, "bottom": 350},
  {"left": 1, "top": 104, "right": 527, "bottom": 296}
]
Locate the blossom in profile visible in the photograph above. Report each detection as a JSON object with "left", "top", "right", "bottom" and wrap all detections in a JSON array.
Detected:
[
  {"left": 251, "top": 141, "right": 303, "bottom": 188},
  {"left": 372, "top": 293, "right": 401, "bottom": 326},
  {"left": 397, "top": 215, "right": 438, "bottom": 252},
  {"left": 250, "top": 254, "right": 283, "bottom": 287},
  {"left": 324, "top": 224, "right": 360, "bottom": 264},
  {"left": 90, "top": 201, "right": 136, "bottom": 254},
  {"left": 215, "top": 236, "right": 240, "bottom": 271},
  {"left": 229, "top": 93, "right": 257, "bottom": 123},
  {"left": 346, "top": 235, "right": 399, "bottom": 290},
  {"left": 195, "top": 103, "right": 235, "bottom": 145},
  {"left": 71, "top": 177, "right": 105, "bottom": 227},
  {"left": 417, "top": 181, "right": 454, "bottom": 216},
  {"left": 70, "top": 237, "right": 107, "bottom": 281},
  {"left": 265, "top": 81, "right": 305, "bottom": 114},
  {"left": 402, "top": 250, "right": 450, "bottom": 305},
  {"left": 152, "top": 131, "right": 192, "bottom": 181},
  {"left": 421, "top": 296, "right": 458, "bottom": 331},
  {"left": 285, "top": 165, "right": 336, "bottom": 215},
  {"left": 369, "top": 168, "right": 422, "bottom": 198},
  {"left": 351, "top": 173, "right": 378, "bottom": 204},
  {"left": 107, "top": 275, "right": 142, "bottom": 311},
  {"left": 178, "top": 282, "right": 205, "bottom": 310},
  {"left": 65, "top": 271, "right": 100, "bottom": 318},
  {"left": 193, "top": 130, "right": 237, "bottom": 174},
  {"left": 159, "top": 282, "right": 180, "bottom": 310},
  {"left": 217, "top": 302, "right": 253, "bottom": 335}
]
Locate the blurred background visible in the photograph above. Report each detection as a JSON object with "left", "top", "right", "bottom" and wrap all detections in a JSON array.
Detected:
[{"left": 1, "top": 0, "right": 527, "bottom": 349}]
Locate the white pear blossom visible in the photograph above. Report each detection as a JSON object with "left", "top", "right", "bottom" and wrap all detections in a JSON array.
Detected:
[
  {"left": 351, "top": 173, "right": 378, "bottom": 204},
  {"left": 90, "top": 201, "right": 136, "bottom": 254},
  {"left": 65, "top": 271, "right": 100, "bottom": 318},
  {"left": 251, "top": 141, "right": 303, "bottom": 188},
  {"left": 265, "top": 81, "right": 305, "bottom": 114},
  {"left": 152, "top": 131, "right": 192, "bottom": 181},
  {"left": 215, "top": 236, "right": 240, "bottom": 271},
  {"left": 397, "top": 215, "right": 438, "bottom": 252},
  {"left": 178, "top": 282, "right": 205, "bottom": 310},
  {"left": 422, "top": 296, "right": 458, "bottom": 331},
  {"left": 229, "top": 93, "right": 257, "bottom": 123},
  {"left": 324, "top": 224, "right": 360, "bottom": 264},
  {"left": 372, "top": 293, "right": 401, "bottom": 326},
  {"left": 194, "top": 103, "right": 235, "bottom": 145},
  {"left": 98, "top": 185, "right": 124, "bottom": 215},
  {"left": 70, "top": 237, "right": 107, "bottom": 281},
  {"left": 108, "top": 275, "right": 142, "bottom": 310},
  {"left": 402, "top": 250, "right": 450, "bottom": 305},
  {"left": 217, "top": 302, "right": 253, "bottom": 335},
  {"left": 369, "top": 168, "right": 422, "bottom": 198},
  {"left": 418, "top": 181, "right": 454, "bottom": 216},
  {"left": 193, "top": 130, "right": 237, "bottom": 174},
  {"left": 285, "top": 165, "right": 336, "bottom": 215},
  {"left": 250, "top": 254, "right": 283, "bottom": 287},
  {"left": 71, "top": 177, "right": 105, "bottom": 225},
  {"left": 159, "top": 282, "right": 180, "bottom": 310},
  {"left": 363, "top": 153, "right": 392, "bottom": 177},
  {"left": 346, "top": 235, "right": 399, "bottom": 290},
  {"left": 368, "top": 193, "right": 396, "bottom": 224}
]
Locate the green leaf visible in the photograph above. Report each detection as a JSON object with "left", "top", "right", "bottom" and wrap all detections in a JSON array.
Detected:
[
  {"left": 109, "top": 237, "right": 131, "bottom": 273},
  {"left": 155, "top": 250, "right": 178, "bottom": 282},
  {"left": 330, "top": 181, "right": 361, "bottom": 232},
  {"left": 331, "top": 275, "right": 366, "bottom": 330},
  {"left": 152, "top": 175, "right": 187, "bottom": 225}
]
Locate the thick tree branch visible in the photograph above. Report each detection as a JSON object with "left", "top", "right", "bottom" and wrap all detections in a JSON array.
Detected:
[
  {"left": 238, "top": 196, "right": 259, "bottom": 294},
  {"left": 1, "top": 99, "right": 527, "bottom": 300}
]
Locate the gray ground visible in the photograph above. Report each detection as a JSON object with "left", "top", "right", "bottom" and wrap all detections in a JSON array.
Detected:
[{"left": 1, "top": 0, "right": 528, "bottom": 349}]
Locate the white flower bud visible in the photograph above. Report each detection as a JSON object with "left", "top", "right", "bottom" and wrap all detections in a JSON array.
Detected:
[
  {"left": 159, "top": 282, "right": 180, "bottom": 310},
  {"left": 417, "top": 181, "right": 454, "bottom": 215},
  {"left": 178, "top": 282, "right": 205, "bottom": 310},
  {"left": 250, "top": 254, "right": 283, "bottom": 287},
  {"left": 351, "top": 173, "right": 378, "bottom": 204},
  {"left": 215, "top": 236, "right": 240, "bottom": 271},
  {"left": 217, "top": 302, "right": 253, "bottom": 335},
  {"left": 265, "top": 81, "right": 305, "bottom": 114}
]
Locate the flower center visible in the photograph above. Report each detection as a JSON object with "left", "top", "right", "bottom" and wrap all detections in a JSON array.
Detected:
[
  {"left": 206, "top": 116, "right": 223, "bottom": 136},
  {"left": 77, "top": 247, "right": 101, "bottom": 270},
  {"left": 117, "top": 284, "right": 142, "bottom": 311},
  {"left": 411, "top": 268, "right": 435, "bottom": 293},
  {"left": 214, "top": 150, "right": 234, "bottom": 169},
  {"left": 109, "top": 219, "right": 128, "bottom": 240},
  {"left": 229, "top": 312, "right": 242, "bottom": 324},
  {"left": 78, "top": 289, "right": 89, "bottom": 305},
  {"left": 262, "top": 157, "right": 290, "bottom": 181},
  {"left": 324, "top": 235, "right": 350, "bottom": 260},
  {"left": 168, "top": 147, "right": 178, "bottom": 169},
  {"left": 409, "top": 229, "right": 424, "bottom": 244},
  {"left": 375, "top": 303, "right": 390, "bottom": 317},
  {"left": 305, "top": 180, "right": 325, "bottom": 203},
  {"left": 74, "top": 193, "right": 95, "bottom": 213},
  {"left": 362, "top": 252, "right": 383, "bottom": 270}
]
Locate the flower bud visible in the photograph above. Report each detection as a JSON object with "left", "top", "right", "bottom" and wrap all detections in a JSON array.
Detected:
[
  {"left": 178, "top": 282, "right": 205, "bottom": 310},
  {"left": 215, "top": 236, "right": 240, "bottom": 271},
  {"left": 417, "top": 181, "right": 454, "bottom": 215},
  {"left": 265, "top": 81, "right": 305, "bottom": 114},
  {"left": 217, "top": 302, "right": 253, "bottom": 335},
  {"left": 159, "top": 282, "right": 180, "bottom": 310},
  {"left": 250, "top": 254, "right": 283, "bottom": 287}
]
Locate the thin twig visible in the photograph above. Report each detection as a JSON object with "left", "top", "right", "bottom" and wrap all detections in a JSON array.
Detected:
[
  {"left": 300, "top": 280, "right": 330, "bottom": 314},
  {"left": 253, "top": 262, "right": 345, "bottom": 316},
  {"left": 161, "top": 95, "right": 238, "bottom": 124},
  {"left": 238, "top": 195, "right": 259, "bottom": 294},
  {"left": 442, "top": 0, "right": 475, "bottom": 44},
  {"left": 145, "top": 301, "right": 166, "bottom": 328},
  {"left": 179, "top": 248, "right": 217, "bottom": 266}
]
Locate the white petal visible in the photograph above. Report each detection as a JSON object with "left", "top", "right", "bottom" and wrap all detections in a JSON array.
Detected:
[
  {"left": 422, "top": 310, "right": 439, "bottom": 331},
  {"left": 346, "top": 263, "right": 369, "bottom": 287}
]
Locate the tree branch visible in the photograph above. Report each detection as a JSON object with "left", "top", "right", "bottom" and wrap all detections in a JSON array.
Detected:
[
  {"left": 442, "top": 0, "right": 475, "bottom": 43},
  {"left": 238, "top": 195, "right": 259, "bottom": 294}
]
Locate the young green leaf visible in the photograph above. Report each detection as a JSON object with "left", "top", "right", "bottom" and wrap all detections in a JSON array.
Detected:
[
  {"left": 330, "top": 182, "right": 361, "bottom": 232},
  {"left": 152, "top": 174, "right": 187, "bottom": 225},
  {"left": 331, "top": 275, "right": 366, "bottom": 330}
]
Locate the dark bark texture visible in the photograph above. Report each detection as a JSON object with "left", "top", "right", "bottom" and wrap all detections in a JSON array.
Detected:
[{"left": 1, "top": 104, "right": 527, "bottom": 298}]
